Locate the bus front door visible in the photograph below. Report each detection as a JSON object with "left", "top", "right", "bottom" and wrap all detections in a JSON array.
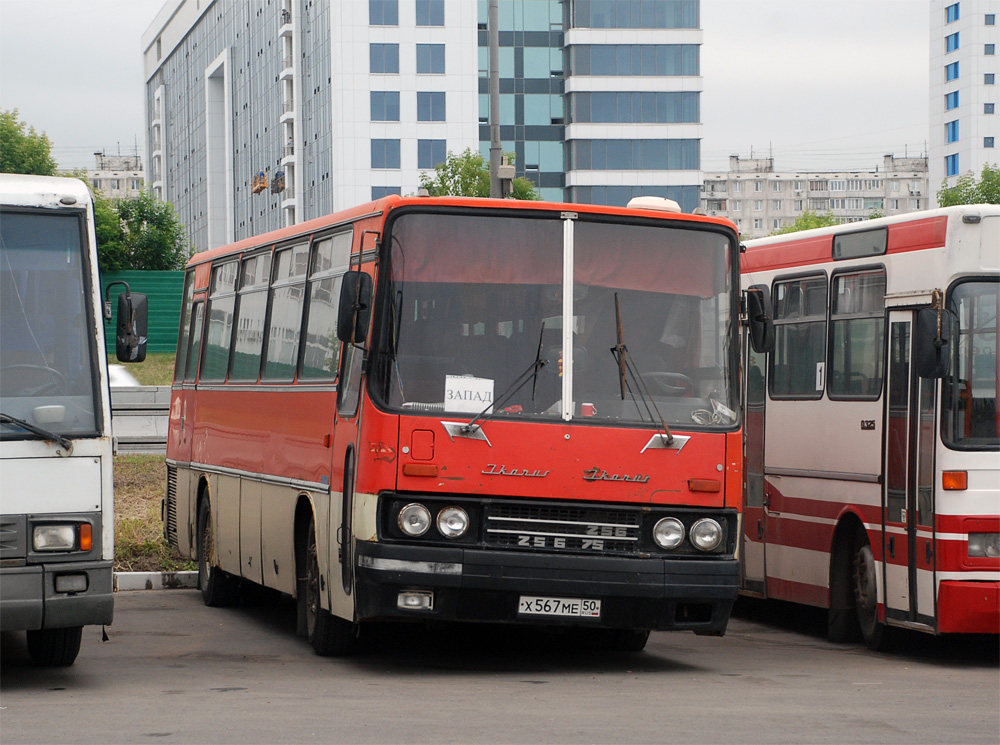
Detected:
[
  {"left": 741, "top": 344, "right": 768, "bottom": 595},
  {"left": 884, "top": 311, "right": 938, "bottom": 630}
]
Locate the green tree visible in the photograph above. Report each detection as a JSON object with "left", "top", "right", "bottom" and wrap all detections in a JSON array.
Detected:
[
  {"left": 937, "top": 163, "right": 1000, "bottom": 206},
  {"left": 418, "top": 148, "right": 540, "bottom": 200},
  {"left": 771, "top": 210, "right": 839, "bottom": 236},
  {"left": 95, "top": 191, "right": 188, "bottom": 271},
  {"left": 0, "top": 109, "right": 57, "bottom": 175}
]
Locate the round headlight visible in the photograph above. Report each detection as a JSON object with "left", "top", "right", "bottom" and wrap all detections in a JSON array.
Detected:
[
  {"left": 690, "top": 518, "right": 723, "bottom": 552},
  {"left": 398, "top": 503, "right": 431, "bottom": 537},
  {"left": 652, "top": 517, "right": 685, "bottom": 550},
  {"left": 437, "top": 506, "right": 469, "bottom": 538}
]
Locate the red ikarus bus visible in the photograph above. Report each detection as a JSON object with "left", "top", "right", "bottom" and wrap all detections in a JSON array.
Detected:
[{"left": 165, "top": 195, "right": 764, "bottom": 654}]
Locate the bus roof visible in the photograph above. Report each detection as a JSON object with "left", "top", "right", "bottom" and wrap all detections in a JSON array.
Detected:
[
  {"left": 185, "top": 195, "right": 738, "bottom": 269},
  {"left": 741, "top": 203, "right": 1000, "bottom": 274},
  {"left": 0, "top": 173, "right": 92, "bottom": 209}
]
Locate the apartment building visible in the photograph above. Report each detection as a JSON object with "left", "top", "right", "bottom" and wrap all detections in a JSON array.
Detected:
[
  {"left": 142, "top": 0, "right": 704, "bottom": 253},
  {"left": 88, "top": 153, "right": 144, "bottom": 200},
  {"left": 930, "top": 0, "right": 999, "bottom": 204},
  {"left": 700, "top": 155, "right": 929, "bottom": 240}
]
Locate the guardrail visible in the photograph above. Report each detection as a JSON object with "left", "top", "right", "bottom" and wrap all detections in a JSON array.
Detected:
[{"left": 110, "top": 386, "right": 170, "bottom": 454}]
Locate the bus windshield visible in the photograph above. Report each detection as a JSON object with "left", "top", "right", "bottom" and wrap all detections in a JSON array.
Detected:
[
  {"left": 372, "top": 209, "right": 735, "bottom": 428},
  {"left": 943, "top": 278, "right": 999, "bottom": 449},
  {"left": 0, "top": 210, "right": 100, "bottom": 437}
]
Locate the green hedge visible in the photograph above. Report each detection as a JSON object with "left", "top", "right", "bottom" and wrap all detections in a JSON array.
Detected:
[{"left": 102, "top": 271, "right": 184, "bottom": 355}]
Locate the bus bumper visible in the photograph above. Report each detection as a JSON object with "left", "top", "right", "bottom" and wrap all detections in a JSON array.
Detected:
[
  {"left": 936, "top": 581, "right": 1000, "bottom": 634},
  {"left": 0, "top": 560, "right": 114, "bottom": 632},
  {"left": 354, "top": 543, "right": 739, "bottom": 634}
]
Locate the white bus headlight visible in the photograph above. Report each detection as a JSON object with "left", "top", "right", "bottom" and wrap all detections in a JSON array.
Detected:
[
  {"left": 653, "top": 517, "right": 685, "bottom": 550},
  {"left": 437, "top": 507, "right": 469, "bottom": 538},
  {"left": 968, "top": 533, "right": 1000, "bottom": 558},
  {"left": 690, "top": 518, "right": 724, "bottom": 552},
  {"left": 33, "top": 525, "right": 77, "bottom": 551},
  {"left": 398, "top": 504, "right": 431, "bottom": 537}
]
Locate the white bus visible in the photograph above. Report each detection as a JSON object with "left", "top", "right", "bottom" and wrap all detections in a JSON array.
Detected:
[
  {"left": 741, "top": 204, "right": 998, "bottom": 649},
  {"left": 0, "top": 174, "right": 145, "bottom": 665}
]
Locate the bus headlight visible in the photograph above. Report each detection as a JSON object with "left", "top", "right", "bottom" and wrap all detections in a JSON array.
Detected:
[
  {"left": 437, "top": 507, "right": 469, "bottom": 538},
  {"left": 690, "top": 518, "right": 724, "bottom": 552},
  {"left": 398, "top": 504, "right": 431, "bottom": 537},
  {"left": 33, "top": 525, "right": 77, "bottom": 551},
  {"left": 652, "top": 517, "right": 685, "bottom": 550},
  {"left": 968, "top": 533, "right": 1000, "bottom": 558}
]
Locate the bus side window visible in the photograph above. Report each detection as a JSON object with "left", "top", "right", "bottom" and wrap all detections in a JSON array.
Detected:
[
  {"left": 174, "top": 271, "right": 195, "bottom": 382},
  {"left": 770, "top": 274, "right": 827, "bottom": 399},
  {"left": 185, "top": 302, "right": 205, "bottom": 382}
]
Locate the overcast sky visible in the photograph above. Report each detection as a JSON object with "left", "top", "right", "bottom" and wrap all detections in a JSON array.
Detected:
[{"left": 0, "top": 0, "right": 930, "bottom": 174}]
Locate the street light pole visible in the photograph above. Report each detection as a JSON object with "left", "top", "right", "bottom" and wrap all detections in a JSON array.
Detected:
[{"left": 489, "top": 0, "right": 501, "bottom": 198}]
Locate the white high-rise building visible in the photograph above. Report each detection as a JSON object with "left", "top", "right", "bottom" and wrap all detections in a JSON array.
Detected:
[{"left": 929, "top": 0, "right": 1000, "bottom": 205}]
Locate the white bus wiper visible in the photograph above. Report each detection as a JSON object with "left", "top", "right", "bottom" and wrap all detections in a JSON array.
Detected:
[
  {"left": 460, "top": 323, "right": 548, "bottom": 435},
  {"left": 610, "top": 293, "right": 674, "bottom": 446},
  {"left": 1, "top": 412, "right": 74, "bottom": 454}
]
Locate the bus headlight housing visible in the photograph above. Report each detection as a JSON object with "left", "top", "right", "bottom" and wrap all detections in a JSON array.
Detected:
[
  {"left": 398, "top": 503, "right": 431, "bottom": 537},
  {"left": 652, "top": 517, "right": 685, "bottom": 550},
  {"left": 33, "top": 524, "right": 78, "bottom": 551},
  {"left": 689, "top": 518, "right": 724, "bottom": 552},
  {"left": 968, "top": 533, "right": 1000, "bottom": 558},
  {"left": 437, "top": 507, "right": 469, "bottom": 538}
]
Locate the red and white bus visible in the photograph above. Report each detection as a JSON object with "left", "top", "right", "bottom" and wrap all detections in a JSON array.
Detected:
[
  {"left": 740, "top": 204, "right": 999, "bottom": 648},
  {"left": 165, "top": 194, "right": 763, "bottom": 654}
]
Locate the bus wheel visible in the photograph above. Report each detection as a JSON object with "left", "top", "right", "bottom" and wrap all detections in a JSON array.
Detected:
[
  {"left": 610, "top": 629, "right": 650, "bottom": 652},
  {"left": 302, "top": 518, "right": 356, "bottom": 656},
  {"left": 852, "top": 531, "right": 889, "bottom": 651},
  {"left": 26, "top": 626, "right": 82, "bottom": 666},
  {"left": 197, "top": 497, "right": 240, "bottom": 607}
]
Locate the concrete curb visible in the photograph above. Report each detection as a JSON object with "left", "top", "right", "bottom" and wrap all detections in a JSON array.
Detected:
[{"left": 114, "top": 571, "right": 198, "bottom": 591}]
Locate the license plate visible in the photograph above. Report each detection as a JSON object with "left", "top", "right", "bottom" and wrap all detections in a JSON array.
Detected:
[{"left": 518, "top": 596, "right": 601, "bottom": 618}]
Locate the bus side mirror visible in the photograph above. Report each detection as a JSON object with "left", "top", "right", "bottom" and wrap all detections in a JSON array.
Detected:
[
  {"left": 914, "top": 307, "right": 953, "bottom": 379},
  {"left": 337, "top": 271, "right": 373, "bottom": 344},
  {"left": 746, "top": 285, "right": 775, "bottom": 354},
  {"left": 115, "top": 291, "right": 148, "bottom": 363},
  {"left": 105, "top": 281, "right": 147, "bottom": 363}
]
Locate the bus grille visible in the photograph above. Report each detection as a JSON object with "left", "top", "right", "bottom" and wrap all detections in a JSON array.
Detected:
[
  {"left": 484, "top": 502, "right": 642, "bottom": 555},
  {"left": 0, "top": 515, "right": 26, "bottom": 559},
  {"left": 165, "top": 465, "right": 178, "bottom": 548}
]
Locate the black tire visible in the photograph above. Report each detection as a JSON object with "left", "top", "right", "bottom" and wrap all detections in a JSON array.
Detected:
[
  {"left": 827, "top": 531, "right": 862, "bottom": 643},
  {"left": 26, "top": 626, "right": 82, "bottom": 666},
  {"left": 852, "top": 530, "right": 890, "bottom": 651},
  {"left": 197, "top": 497, "right": 240, "bottom": 607},
  {"left": 580, "top": 627, "right": 650, "bottom": 653},
  {"left": 301, "top": 518, "right": 356, "bottom": 656},
  {"left": 611, "top": 629, "right": 650, "bottom": 652}
]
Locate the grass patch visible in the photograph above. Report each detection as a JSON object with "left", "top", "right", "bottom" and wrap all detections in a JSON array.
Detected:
[
  {"left": 123, "top": 352, "right": 176, "bottom": 386},
  {"left": 113, "top": 454, "right": 195, "bottom": 573}
]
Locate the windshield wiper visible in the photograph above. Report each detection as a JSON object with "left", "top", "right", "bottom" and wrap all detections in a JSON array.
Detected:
[
  {"left": 609, "top": 293, "right": 674, "bottom": 446},
  {"left": 460, "top": 323, "right": 548, "bottom": 435},
  {"left": 1, "top": 412, "right": 74, "bottom": 454}
]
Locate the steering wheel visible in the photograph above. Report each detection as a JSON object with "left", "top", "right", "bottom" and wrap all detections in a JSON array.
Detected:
[
  {"left": 640, "top": 372, "right": 695, "bottom": 397},
  {"left": 0, "top": 364, "right": 68, "bottom": 397}
]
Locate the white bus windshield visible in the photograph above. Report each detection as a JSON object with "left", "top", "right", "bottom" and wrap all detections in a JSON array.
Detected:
[
  {"left": 943, "top": 279, "right": 999, "bottom": 449},
  {"left": 372, "top": 210, "right": 735, "bottom": 428},
  {"left": 0, "top": 210, "right": 100, "bottom": 437}
]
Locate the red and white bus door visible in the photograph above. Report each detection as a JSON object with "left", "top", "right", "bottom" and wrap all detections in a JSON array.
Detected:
[
  {"left": 741, "top": 344, "right": 768, "bottom": 596},
  {"left": 884, "top": 311, "right": 938, "bottom": 630}
]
